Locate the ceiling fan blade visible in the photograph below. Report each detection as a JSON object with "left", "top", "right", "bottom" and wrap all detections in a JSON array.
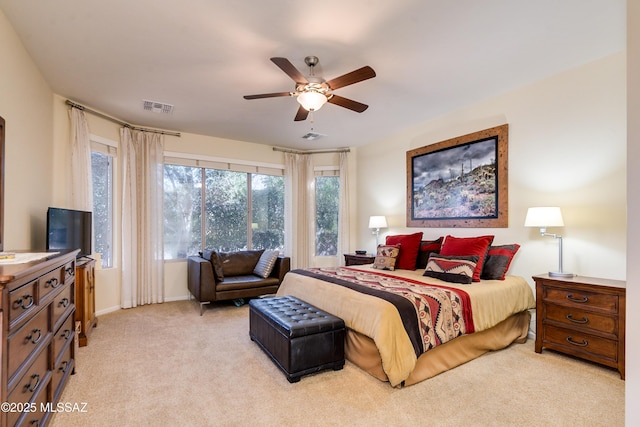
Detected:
[
  {"left": 326, "top": 66, "right": 376, "bottom": 90},
  {"left": 243, "top": 92, "right": 292, "bottom": 100},
  {"left": 327, "top": 95, "right": 369, "bottom": 113},
  {"left": 271, "top": 57, "right": 309, "bottom": 84},
  {"left": 294, "top": 105, "right": 309, "bottom": 121}
]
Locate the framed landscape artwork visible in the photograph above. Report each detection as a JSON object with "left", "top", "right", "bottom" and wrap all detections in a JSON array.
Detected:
[{"left": 406, "top": 124, "right": 508, "bottom": 228}]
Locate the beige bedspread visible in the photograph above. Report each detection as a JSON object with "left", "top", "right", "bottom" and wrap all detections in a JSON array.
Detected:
[{"left": 276, "top": 265, "right": 535, "bottom": 387}]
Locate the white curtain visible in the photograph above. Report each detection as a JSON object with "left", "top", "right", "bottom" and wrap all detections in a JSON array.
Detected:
[
  {"left": 337, "top": 151, "right": 350, "bottom": 265},
  {"left": 284, "top": 152, "right": 314, "bottom": 269},
  {"left": 120, "top": 127, "right": 164, "bottom": 308},
  {"left": 69, "top": 107, "right": 93, "bottom": 211}
]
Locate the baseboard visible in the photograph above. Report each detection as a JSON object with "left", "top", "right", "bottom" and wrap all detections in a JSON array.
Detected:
[
  {"left": 95, "top": 305, "right": 121, "bottom": 316},
  {"left": 95, "top": 295, "right": 191, "bottom": 317}
]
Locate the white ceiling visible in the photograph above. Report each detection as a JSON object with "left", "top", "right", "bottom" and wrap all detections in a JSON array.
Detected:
[{"left": 0, "top": 0, "right": 625, "bottom": 150}]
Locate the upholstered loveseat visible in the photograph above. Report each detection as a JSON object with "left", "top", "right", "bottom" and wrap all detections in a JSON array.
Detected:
[{"left": 187, "top": 249, "right": 291, "bottom": 315}]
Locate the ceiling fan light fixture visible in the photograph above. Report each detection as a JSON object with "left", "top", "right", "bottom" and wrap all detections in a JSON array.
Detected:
[{"left": 297, "top": 90, "right": 327, "bottom": 111}]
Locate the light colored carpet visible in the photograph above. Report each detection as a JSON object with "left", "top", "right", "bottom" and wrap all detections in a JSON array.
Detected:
[{"left": 50, "top": 300, "right": 624, "bottom": 427}]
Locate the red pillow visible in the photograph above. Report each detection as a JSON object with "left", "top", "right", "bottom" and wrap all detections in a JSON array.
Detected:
[
  {"left": 440, "top": 235, "right": 494, "bottom": 282},
  {"left": 481, "top": 244, "right": 520, "bottom": 280},
  {"left": 415, "top": 237, "right": 444, "bottom": 269},
  {"left": 385, "top": 232, "right": 423, "bottom": 270}
]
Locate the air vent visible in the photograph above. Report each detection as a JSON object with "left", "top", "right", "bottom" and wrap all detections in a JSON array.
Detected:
[
  {"left": 143, "top": 100, "right": 174, "bottom": 114},
  {"left": 301, "top": 132, "right": 325, "bottom": 141}
]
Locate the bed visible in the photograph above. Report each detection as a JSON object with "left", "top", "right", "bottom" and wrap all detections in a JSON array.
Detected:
[{"left": 276, "top": 264, "right": 535, "bottom": 387}]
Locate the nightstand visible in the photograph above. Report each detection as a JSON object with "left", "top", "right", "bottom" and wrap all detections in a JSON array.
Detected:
[
  {"left": 343, "top": 253, "right": 375, "bottom": 266},
  {"left": 533, "top": 274, "right": 625, "bottom": 379}
]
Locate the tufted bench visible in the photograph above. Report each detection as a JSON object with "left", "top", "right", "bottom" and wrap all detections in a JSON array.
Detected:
[{"left": 249, "top": 295, "right": 345, "bottom": 383}]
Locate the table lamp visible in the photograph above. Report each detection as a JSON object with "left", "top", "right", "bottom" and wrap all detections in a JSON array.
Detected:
[
  {"left": 368, "top": 216, "right": 388, "bottom": 251},
  {"left": 524, "top": 207, "right": 574, "bottom": 277}
]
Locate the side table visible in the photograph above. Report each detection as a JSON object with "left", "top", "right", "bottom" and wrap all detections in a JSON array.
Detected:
[
  {"left": 533, "top": 273, "right": 625, "bottom": 379},
  {"left": 343, "top": 253, "right": 375, "bottom": 266}
]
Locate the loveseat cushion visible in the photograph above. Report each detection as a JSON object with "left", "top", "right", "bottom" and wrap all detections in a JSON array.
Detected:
[
  {"left": 219, "top": 250, "right": 264, "bottom": 276},
  {"left": 215, "top": 275, "right": 280, "bottom": 292},
  {"left": 253, "top": 250, "right": 280, "bottom": 278},
  {"left": 202, "top": 249, "right": 225, "bottom": 281}
]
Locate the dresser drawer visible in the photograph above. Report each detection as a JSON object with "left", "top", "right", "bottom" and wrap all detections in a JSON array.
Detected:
[
  {"left": 52, "top": 284, "right": 73, "bottom": 329},
  {"left": 543, "top": 324, "right": 618, "bottom": 361},
  {"left": 545, "top": 304, "right": 617, "bottom": 337},
  {"left": 544, "top": 287, "right": 618, "bottom": 313},
  {"left": 51, "top": 341, "right": 74, "bottom": 401},
  {"left": 7, "top": 308, "right": 50, "bottom": 382},
  {"left": 7, "top": 345, "right": 49, "bottom": 403},
  {"left": 53, "top": 313, "right": 75, "bottom": 362},
  {"left": 38, "top": 266, "right": 65, "bottom": 302},
  {"left": 10, "top": 376, "right": 49, "bottom": 427},
  {"left": 63, "top": 259, "right": 76, "bottom": 283},
  {"left": 9, "top": 280, "right": 37, "bottom": 327}
]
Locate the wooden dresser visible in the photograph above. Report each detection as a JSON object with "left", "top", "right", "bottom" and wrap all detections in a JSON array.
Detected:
[
  {"left": 533, "top": 274, "right": 626, "bottom": 379},
  {"left": 75, "top": 258, "right": 97, "bottom": 346},
  {"left": 0, "top": 250, "right": 78, "bottom": 426}
]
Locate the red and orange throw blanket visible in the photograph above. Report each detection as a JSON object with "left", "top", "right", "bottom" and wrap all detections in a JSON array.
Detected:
[{"left": 291, "top": 267, "right": 474, "bottom": 357}]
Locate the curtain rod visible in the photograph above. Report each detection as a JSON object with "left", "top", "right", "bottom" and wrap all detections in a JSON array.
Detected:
[
  {"left": 65, "top": 100, "right": 181, "bottom": 137},
  {"left": 272, "top": 146, "right": 350, "bottom": 155}
]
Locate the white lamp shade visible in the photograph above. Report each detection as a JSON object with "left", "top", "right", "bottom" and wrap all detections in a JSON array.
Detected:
[
  {"left": 368, "top": 215, "right": 388, "bottom": 229},
  {"left": 524, "top": 207, "right": 565, "bottom": 227},
  {"left": 297, "top": 90, "right": 327, "bottom": 111}
]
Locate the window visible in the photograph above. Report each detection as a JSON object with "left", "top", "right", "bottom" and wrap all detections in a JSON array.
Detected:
[
  {"left": 251, "top": 174, "right": 285, "bottom": 250},
  {"left": 164, "top": 164, "right": 284, "bottom": 259},
  {"left": 164, "top": 165, "right": 202, "bottom": 259},
  {"left": 315, "top": 175, "right": 340, "bottom": 256},
  {"left": 91, "top": 151, "right": 114, "bottom": 268}
]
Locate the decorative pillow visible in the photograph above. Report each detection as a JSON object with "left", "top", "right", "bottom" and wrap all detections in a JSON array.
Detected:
[
  {"left": 203, "top": 249, "right": 224, "bottom": 282},
  {"left": 385, "top": 232, "right": 423, "bottom": 270},
  {"left": 219, "top": 250, "right": 264, "bottom": 277},
  {"left": 423, "top": 254, "right": 479, "bottom": 284},
  {"left": 253, "top": 250, "right": 280, "bottom": 278},
  {"left": 481, "top": 244, "right": 520, "bottom": 280},
  {"left": 439, "top": 235, "right": 494, "bottom": 282},
  {"left": 415, "top": 237, "right": 444, "bottom": 269},
  {"left": 372, "top": 245, "right": 401, "bottom": 271}
]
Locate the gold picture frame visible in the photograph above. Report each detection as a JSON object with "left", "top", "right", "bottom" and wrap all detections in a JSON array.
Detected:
[{"left": 406, "top": 124, "right": 508, "bottom": 228}]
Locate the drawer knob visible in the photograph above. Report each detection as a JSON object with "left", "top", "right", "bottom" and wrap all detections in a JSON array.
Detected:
[
  {"left": 59, "top": 360, "right": 70, "bottom": 374},
  {"left": 566, "top": 336, "right": 588, "bottom": 347},
  {"left": 26, "top": 328, "right": 42, "bottom": 344},
  {"left": 13, "top": 294, "right": 34, "bottom": 310},
  {"left": 47, "top": 277, "right": 60, "bottom": 288},
  {"left": 24, "top": 373, "right": 40, "bottom": 393},
  {"left": 58, "top": 297, "right": 70, "bottom": 308},
  {"left": 66, "top": 267, "right": 75, "bottom": 276},
  {"left": 61, "top": 329, "right": 72, "bottom": 340},
  {"left": 566, "top": 293, "right": 588, "bottom": 303},
  {"left": 566, "top": 313, "right": 589, "bottom": 324}
]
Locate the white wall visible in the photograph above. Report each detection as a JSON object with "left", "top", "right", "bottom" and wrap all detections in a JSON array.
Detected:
[
  {"left": 626, "top": 0, "right": 639, "bottom": 424},
  {"left": 356, "top": 52, "right": 626, "bottom": 284},
  {"left": 0, "top": 9, "right": 55, "bottom": 250}
]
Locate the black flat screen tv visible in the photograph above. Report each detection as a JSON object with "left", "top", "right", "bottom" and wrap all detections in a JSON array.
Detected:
[{"left": 46, "top": 207, "right": 92, "bottom": 258}]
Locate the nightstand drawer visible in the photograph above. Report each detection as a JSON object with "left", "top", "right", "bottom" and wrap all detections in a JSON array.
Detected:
[
  {"left": 544, "top": 325, "right": 618, "bottom": 361},
  {"left": 544, "top": 287, "right": 618, "bottom": 313},
  {"left": 545, "top": 304, "right": 617, "bottom": 337}
]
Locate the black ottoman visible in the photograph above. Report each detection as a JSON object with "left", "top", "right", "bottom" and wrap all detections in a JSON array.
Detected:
[{"left": 249, "top": 296, "right": 345, "bottom": 383}]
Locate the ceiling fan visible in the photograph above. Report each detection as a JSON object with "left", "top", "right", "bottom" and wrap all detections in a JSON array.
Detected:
[{"left": 243, "top": 56, "right": 376, "bottom": 121}]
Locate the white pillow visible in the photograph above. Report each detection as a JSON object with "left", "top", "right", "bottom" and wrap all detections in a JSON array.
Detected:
[{"left": 253, "top": 250, "right": 280, "bottom": 278}]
